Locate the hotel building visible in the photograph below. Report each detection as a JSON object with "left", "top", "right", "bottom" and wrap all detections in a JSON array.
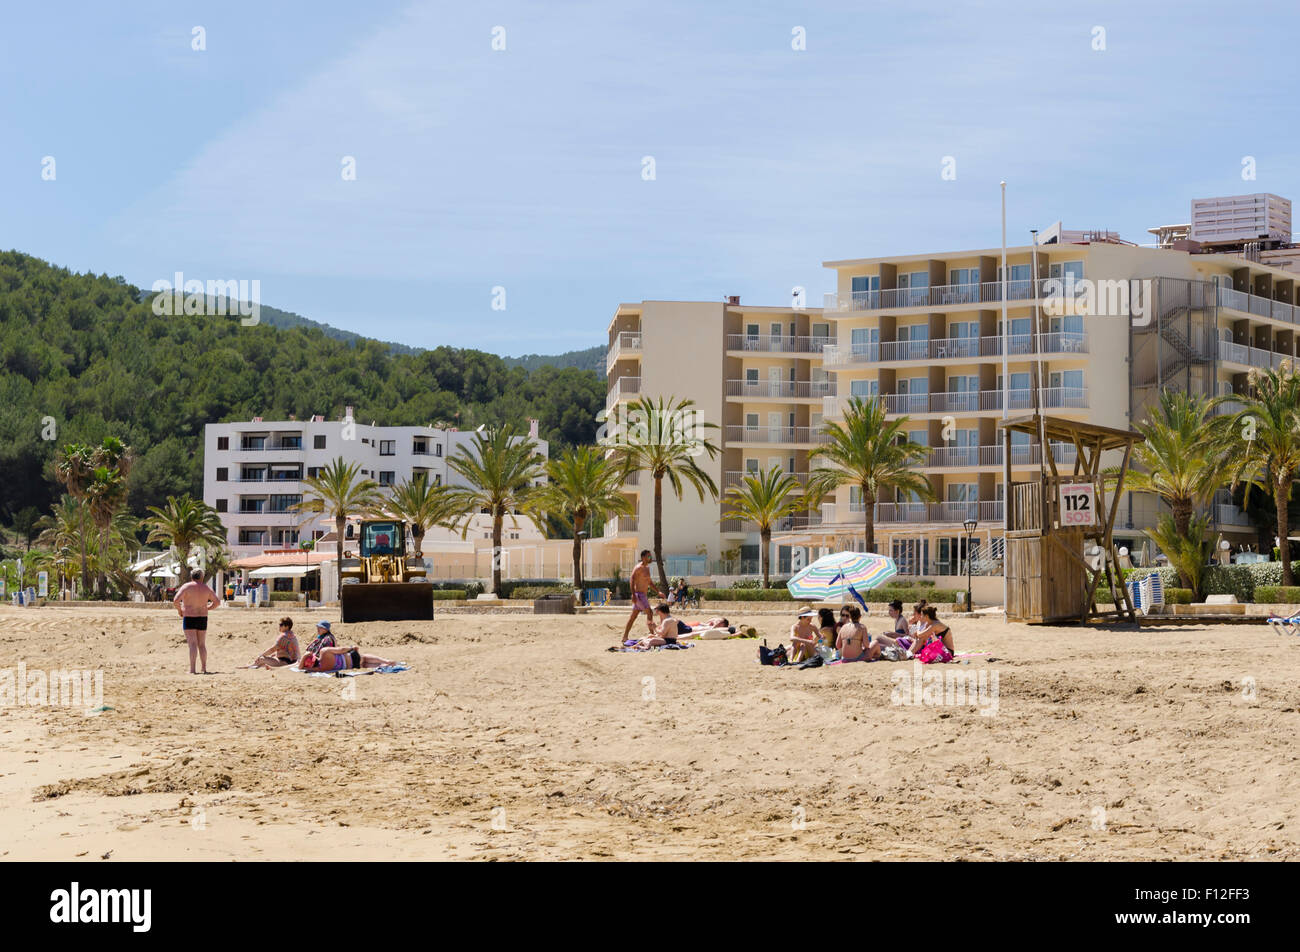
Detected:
[{"left": 607, "top": 195, "right": 1300, "bottom": 578}]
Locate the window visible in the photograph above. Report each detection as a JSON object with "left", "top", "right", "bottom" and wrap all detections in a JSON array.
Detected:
[
  {"left": 949, "top": 267, "right": 980, "bottom": 286},
  {"left": 217, "top": 436, "right": 229, "bottom": 451},
  {"left": 269, "top": 494, "right": 301, "bottom": 513},
  {"left": 379, "top": 440, "right": 395, "bottom": 456},
  {"left": 307, "top": 466, "right": 320, "bottom": 478},
  {"left": 435, "top": 444, "right": 442, "bottom": 457},
  {"left": 898, "top": 271, "right": 929, "bottom": 306},
  {"left": 238, "top": 529, "right": 268, "bottom": 545},
  {"left": 897, "top": 323, "right": 929, "bottom": 360},
  {"left": 278, "top": 435, "right": 302, "bottom": 450},
  {"left": 850, "top": 326, "right": 879, "bottom": 359},
  {"left": 241, "top": 436, "right": 266, "bottom": 451},
  {"left": 909, "top": 430, "right": 929, "bottom": 447},
  {"left": 379, "top": 471, "right": 396, "bottom": 486},
  {"left": 746, "top": 368, "right": 759, "bottom": 386},
  {"left": 850, "top": 378, "right": 879, "bottom": 398},
  {"left": 239, "top": 499, "right": 265, "bottom": 514},
  {"left": 216, "top": 467, "right": 228, "bottom": 482},
  {"left": 1048, "top": 260, "right": 1085, "bottom": 283},
  {"left": 413, "top": 437, "right": 427, "bottom": 455},
  {"left": 314, "top": 435, "right": 326, "bottom": 449},
  {"left": 434, "top": 474, "right": 442, "bottom": 486},
  {"left": 746, "top": 413, "right": 759, "bottom": 429},
  {"left": 850, "top": 274, "right": 881, "bottom": 308},
  {"left": 947, "top": 483, "right": 978, "bottom": 502},
  {"left": 215, "top": 499, "right": 227, "bottom": 513}
]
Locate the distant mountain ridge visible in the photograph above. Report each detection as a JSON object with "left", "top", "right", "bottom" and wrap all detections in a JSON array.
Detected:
[{"left": 253, "top": 303, "right": 603, "bottom": 375}]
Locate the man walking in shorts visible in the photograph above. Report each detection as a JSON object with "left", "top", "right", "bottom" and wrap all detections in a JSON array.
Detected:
[
  {"left": 173, "top": 568, "right": 221, "bottom": 674},
  {"left": 621, "top": 550, "right": 660, "bottom": 645}
]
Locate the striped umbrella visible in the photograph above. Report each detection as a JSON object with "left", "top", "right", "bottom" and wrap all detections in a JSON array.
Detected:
[{"left": 786, "top": 551, "right": 898, "bottom": 601}]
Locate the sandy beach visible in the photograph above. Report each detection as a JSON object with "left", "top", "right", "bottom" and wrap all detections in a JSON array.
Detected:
[{"left": 1, "top": 603, "right": 1297, "bottom": 861}]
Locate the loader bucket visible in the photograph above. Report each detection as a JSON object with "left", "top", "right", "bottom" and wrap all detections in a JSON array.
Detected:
[{"left": 340, "top": 582, "right": 435, "bottom": 624}]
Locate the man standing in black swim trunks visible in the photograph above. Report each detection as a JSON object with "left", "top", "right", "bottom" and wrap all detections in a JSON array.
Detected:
[{"left": 173, "top": 568, "right": 222, "bottom": 674}]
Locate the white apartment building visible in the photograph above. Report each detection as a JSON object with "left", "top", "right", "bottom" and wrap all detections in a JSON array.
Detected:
[{"left": 203, "top": 409, "right": 548, "bottom": 558}]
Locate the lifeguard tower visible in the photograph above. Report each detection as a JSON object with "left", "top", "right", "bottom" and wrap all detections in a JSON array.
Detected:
[{"left": 998, "top": 414, "right": 1141, "bottom": 624}]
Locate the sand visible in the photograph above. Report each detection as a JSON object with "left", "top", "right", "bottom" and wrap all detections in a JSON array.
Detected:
[{"left": 1, "top": 603, "right": 1297, "bottom": 861}]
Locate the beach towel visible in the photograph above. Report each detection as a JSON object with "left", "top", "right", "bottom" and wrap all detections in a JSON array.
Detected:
[
  {"left": 609, "top": 641, "right": 694, "bottom": 653},
  {"left": 294, "top": 662, "right": 410, "bottom": 677}
]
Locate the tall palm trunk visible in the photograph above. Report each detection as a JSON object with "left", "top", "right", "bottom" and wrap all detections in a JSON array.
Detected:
[
  {"left": 98, "top": 524, "right": 111, "bottom": 596},
  {"left": 412, "top": 527, "right": 425, "bottom": 559},
  {"left": 863, "top": 486, "right": 877, "bottom": 553},
  {"left": 1277, "top": 478, "right": 1294, "bottom": 587},
  {"left": 79, "top": 536, "right": 90, "bottom": 597},
  {"left": 492, "top": 508, "right": 504, "bottom": 596},
  {"left": 760, "top": 526, "right": 771, "bottom": 588},
  {"left": 572, "top": 511, "right": 586, "bottom": 592},
  {"left": 1171, "top": 499, "right": 1193, "bottom": 540},
  {"left": 653, "top": 474, "right": 669, "bottom": 595}
]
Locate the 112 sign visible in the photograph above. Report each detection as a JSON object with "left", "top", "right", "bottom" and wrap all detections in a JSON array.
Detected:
[{"left": 1060, "top": 483, "right": 1096, "bottom": 526}]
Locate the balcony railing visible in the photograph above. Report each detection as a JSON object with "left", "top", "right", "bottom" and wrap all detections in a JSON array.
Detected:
[
  {"left": 1217, "top": 339, "right": 1293, "bottom": 370},
  {"left": 923, "top": 444, "right": 1078, "bottom": 468},
  {"left": 606, "top": 375, "right": 641, "bottom": 409},
  {"left": 723, "top": 470, "right": 810, "bottom": 488},
  {"left": 606, "top": 331, "right": 642, "bottom": 372},
  {"left": 847, "top": 500, "right": 1005, "bottom": 524},
  {"left": 879, "top": 387, "right": 1088, "bottom": 415},
  {"left": 822, "top": 332, "right": 1087, "bottom": 367},
  {"left": 725, "top": 334, "right": 832, "bottom": 354},
  {"left": 606, "top": 516, "right": 639, "bottom": 535},
  {"left": 824, "top": 279, "right": 1045, "bottom": 313},
  {"left": 725, "top": 379, "right": 836, "bottom": 399},
  {"left": 725, "top": 425, "right": 831, "bottom": 444},
  {"left": 1215, "top": 503, "right": 1252, "bottom": 526},
  {"left": 1217, "top": 284, "right": 1300, "bottom": 324}
]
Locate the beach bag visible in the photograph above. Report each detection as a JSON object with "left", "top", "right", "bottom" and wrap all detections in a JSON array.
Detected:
[
  {"left": 758, "top": 641, "right": 788, "bottom": 666},
  {"left": 917, "top": 640, "right": 952, "bottom": 664},
  {"left": 795, "top": 655, "right": 824, "bottom": 669}
]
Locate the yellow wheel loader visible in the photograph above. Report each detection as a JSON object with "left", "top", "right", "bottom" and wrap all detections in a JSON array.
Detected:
[{"left": 338, "top": 519, "right": 435, "bottom": 623}]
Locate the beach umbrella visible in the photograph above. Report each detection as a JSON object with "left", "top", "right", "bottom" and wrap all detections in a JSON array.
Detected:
[{"left": 786, "top": 551, "right": 897, "bottom": 601}]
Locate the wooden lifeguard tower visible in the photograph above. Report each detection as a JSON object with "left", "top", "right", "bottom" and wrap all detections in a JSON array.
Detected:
[{"left": 998, "top": 414, "right": 1141, "bottom": 624}]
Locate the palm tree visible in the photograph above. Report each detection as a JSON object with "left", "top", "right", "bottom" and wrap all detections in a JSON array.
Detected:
[
  {"left": 808, "top": 396, "right": 933, "bottom": 553},
  {"left": 373, "top": 473, "right": 459, "bottom": 558},
  {"left": 36, "top": 496, "right": 94, "bottom": 595},
  {"left": 54, "top": 443, "right": 97, "bottom": 592},
  {"left": 721, "top": 466, "right": 806, "bottom": 588},
  {"left": 1147, "top": 512, "right": 1214, "bottom": 597},
  {"left": 143, "top": 495, "right": 228, "bottom": 585},
  {"left": 1214, "top": 362, "right": 1300, "bottom": 586},
  {"left": 604, "top": 396, "right": 719, "bottom": 595},
  {"left": 294, "top": 458, "right": 383, "bottom": 556},
  {"left": 85, "top": 466, "right": 129, "bottom": 595},
  {"left": 535, "top": 446, "right": 633, "bottom": 592},
  {"left": 446, "top": 426, "right": 545, "bottom": 596},
  {"left": 1111, "top": 390, "right": 1225, "bottom": 539}
]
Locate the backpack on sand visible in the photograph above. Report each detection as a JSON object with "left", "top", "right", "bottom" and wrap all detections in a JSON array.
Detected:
[{"left": 758, "top": 640, "right": 788, "bottom": 666}]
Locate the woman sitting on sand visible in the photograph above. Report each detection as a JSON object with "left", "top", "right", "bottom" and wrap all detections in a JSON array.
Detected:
[
  {"left": 835, "top": 605, "right": 878, "bottom": 662},
  {"left": 247, "top": 617, "right": 300, "bottom": 668},
  {"left": 300, "top": 644, "right": 396, "bottom": 672},
  {"left": 815, "top": 609, "right": 839, "bottom": 660},
  {"left": 871, "top": 600, "right": 914, "bottom": 657},
  {"left": 912, "top": 607, "right": 955, "bottom": 663},
  {"left": 789, "top": 610, "right": 820, "bottom": 662}
]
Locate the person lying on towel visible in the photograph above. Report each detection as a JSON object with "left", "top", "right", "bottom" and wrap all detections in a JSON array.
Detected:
[{"left": 300, "top": 644, "right": 396, "bottom": 672}]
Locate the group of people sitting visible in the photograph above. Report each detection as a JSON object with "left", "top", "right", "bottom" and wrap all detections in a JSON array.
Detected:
[
  {"left": 247, "top": 618, "right": 395, "bottom": 672},
  {"left": 631, "top": 604, "right": 738, "bottom": 648},
  {"left": 787, "top": 599, "right": 955, "bottom": 665}
]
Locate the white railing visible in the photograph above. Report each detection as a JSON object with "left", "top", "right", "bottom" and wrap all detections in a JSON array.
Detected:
[
  {"left": 856, "top": 500, "right": 1005, "bottom": 524},
  {"left": 725, "top": 334, "right": 832, "bottom": 354},
  {"left": 1217, "top": 284, "right": 1300, "bottom": 324},
  {"left": 823, "top": 332, "right": 1086, "bottom": 367},
  {"left": 824, "top": 279, "right": 1046, "bottom": 313},
  {"left": 606, "top": 331, "right": 642, "bottom": 372},
  {"left": 606, "top": 375, "right": 641, "bottom": 409},
  {"left": 725, "top": 379, "right": 837, "bottom": 399},
  {"left": 1215, "top": 504, "right": 1252, "bottom": 526},
  {"left": 923, "top": 444, "right": 1078, "bottom": 468},
  {"left": 724, "top": 470, "right": 810, "bottom": 488},
  {"left": 725, "top": 425, "right": 830, "bottom": 444}
]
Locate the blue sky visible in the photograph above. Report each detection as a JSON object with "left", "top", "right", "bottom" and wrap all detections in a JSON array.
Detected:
[{"left": 3, "top": 0, "right": 1297, "bottom": 354}]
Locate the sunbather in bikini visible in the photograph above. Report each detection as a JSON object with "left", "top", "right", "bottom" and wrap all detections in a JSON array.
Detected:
[
  {"left": 835, "top": 605, "right": 879, "bottom": 661},
  {"left": 871, "top": 600, "right": 914, "bottom": 656},
  {"left": 300, "top": 644, "right": 396, "bottom": 672},
  {"left": 789, "top": 610, "right": 820, "bottom": 661},
  {"left": 913, "top": 607, "right": 955, "bottom": 662}
]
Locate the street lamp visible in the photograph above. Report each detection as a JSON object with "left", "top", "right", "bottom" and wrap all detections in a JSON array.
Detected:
[{"left": 962, "top": 518, "right": 978, "bottom": 611}]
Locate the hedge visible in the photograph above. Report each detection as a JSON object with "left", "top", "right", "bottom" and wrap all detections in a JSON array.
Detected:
[
  {"left": 702, "top": 587, "right": 959, "bottom": 604},
  {"left": 431, "top": 590, "right": 467, "bottom": 600},
  {"left": 1254, "top": 586, "right": 1300, "bottom": 604},
  {"left": 1125, "top": 563, "right": 1300, "bottom": 603},
  {"left": 507, "top": 586, "right": 574, "bottom": 600}
]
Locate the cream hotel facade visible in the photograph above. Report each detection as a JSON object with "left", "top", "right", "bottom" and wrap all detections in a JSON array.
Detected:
[{"left": 605, "top": 194, "right": 1299, "bottom": 580}]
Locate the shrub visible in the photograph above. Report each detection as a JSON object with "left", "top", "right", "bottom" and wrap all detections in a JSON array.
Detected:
[
  {"left": 269, "top": 591, "right": 300, "bottom": 602},
  {"left": 430, "top": 590, "right": 466, "bottom": 600},
  {"left": 1254, "top": 586, "right": 1300, "bottom": 604},
  {"left": 1165, "top": 588, "right": 1194, "bottom": 604},
  {"left": 701, "top": 586, "right": 959, "bottom": 604},
  {"left": 508, "top": 585, "right": 573, "bottom": 600}
]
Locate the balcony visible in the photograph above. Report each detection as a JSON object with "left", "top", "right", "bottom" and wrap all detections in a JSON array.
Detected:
[
  {"left": 851, "top": 500, "right": 1005, "bottom": 524},
  {"left": 723, "top": 470, "right": 810, "bottom": 489},
  {"left": 725, "top": 379, "right": 836, "bottom": 400},
  {"left": 605, "top": 515, "right": 639, "bottom": 536},
  {"left": 725, "top": 333, "right": 832, "bottom": 355},
  {"left": 606, "top": 375, "right": 641, "bottom": 411},
  {"left": 923, "top": 444, "right": 1078, "bottom": 468},
  {"left": 873, "top": 387, "right": 1088, "bottom": 415},
  {"left": 725, "top": 425, "right": 830, "bottom": 445},
  {"left": 1216, "top": 339, "right": 1292, "bottom": 370},
  {"left": 824, "top": 279, "right": 1045, "bottom": 313},
  {"left": 1214, "top": 503, "right": 1252, "bottom": 527},
  {"left": 606, "top": 331, "right": 642, "bottom": 373},
  {"left": 822, "top": 332, "right": 1086, "bottom": 368}
]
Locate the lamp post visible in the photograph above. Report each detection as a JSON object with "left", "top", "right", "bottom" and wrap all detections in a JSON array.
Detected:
[{"left": 963, "top": 518, "right": 978, "bottom": 611}]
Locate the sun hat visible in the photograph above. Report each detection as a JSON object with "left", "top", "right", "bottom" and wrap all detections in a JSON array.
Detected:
[
  {"left": 317, "top": 620, "right": 331, "bottom": 631},
  {"left": 798, "top": 609, "right": 817, "bottom": 617}
]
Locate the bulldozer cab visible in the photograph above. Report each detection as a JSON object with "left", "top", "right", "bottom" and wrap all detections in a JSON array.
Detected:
[
  {"left": 359, "top": 520, "right": 402, "bottom": 558},
  {"left": 339, "top": 519, "right": 434, "bottom": 624}
]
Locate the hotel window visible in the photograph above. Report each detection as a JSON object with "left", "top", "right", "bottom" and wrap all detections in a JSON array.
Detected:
[
  {"left": 215, "top": 499, "right": 227, "bottom": 513},
  {"left": 314, "top": 435, "right": 326, "bottom": 449},
  {"left": 217, "top": 436, "right": 229, "bottom": 450},
  {"left": 949, "top": 267, "right": 980, "bottom": 286},
  {"left": 897, "top": 322, "right": 929, "bottom": 359},
  {"left": 435, "top": 443, "right": 443, "bottom": 457},
  {"left": 746, "top": 368, "right": 760, "bottom": 387},
  {"left": 850, "top": 326, "right": 879, "bottom": 359},
  {"left": 745, "top": 458, "right": 759, "bottom": 474},
  {"left": 216, "top": 467, "right": 228, "bottom": 481},
  {"left": 745, "top": 413, "right": 759, "bottom": 429},
  {"left": 909, "top": 430, "right": 929, "bottom": 447},
  {"left": 898, "top": 271, "right": 930, "bottom": 306},
  {"left": 849, "top": 378, "right": 879, "bottom": 398},
  {"left": 1048, "top": 260, "right": 1085, "bottom": 283},
  {"left": 379, "top": 440, "right": 395, "bottom": 456},
  {"left": 996, "top": 264, "right": 1032, "bottom": 282},
  {"left": 413, "top": 437, "right": 428, "bottom": 454},
  {"left": 379, "top": 471, "right": 396, "bottom": 486},
  {"left": 947, "top": 483, "right": 978, "bottom": 502},
  {"left": 307, "top": 466, "right": 320, "bottom": 478}
]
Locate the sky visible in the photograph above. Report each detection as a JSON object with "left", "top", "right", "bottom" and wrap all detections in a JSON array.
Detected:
[{"left": 3, "top": 0, "right": 1298, "bottom": 355}]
